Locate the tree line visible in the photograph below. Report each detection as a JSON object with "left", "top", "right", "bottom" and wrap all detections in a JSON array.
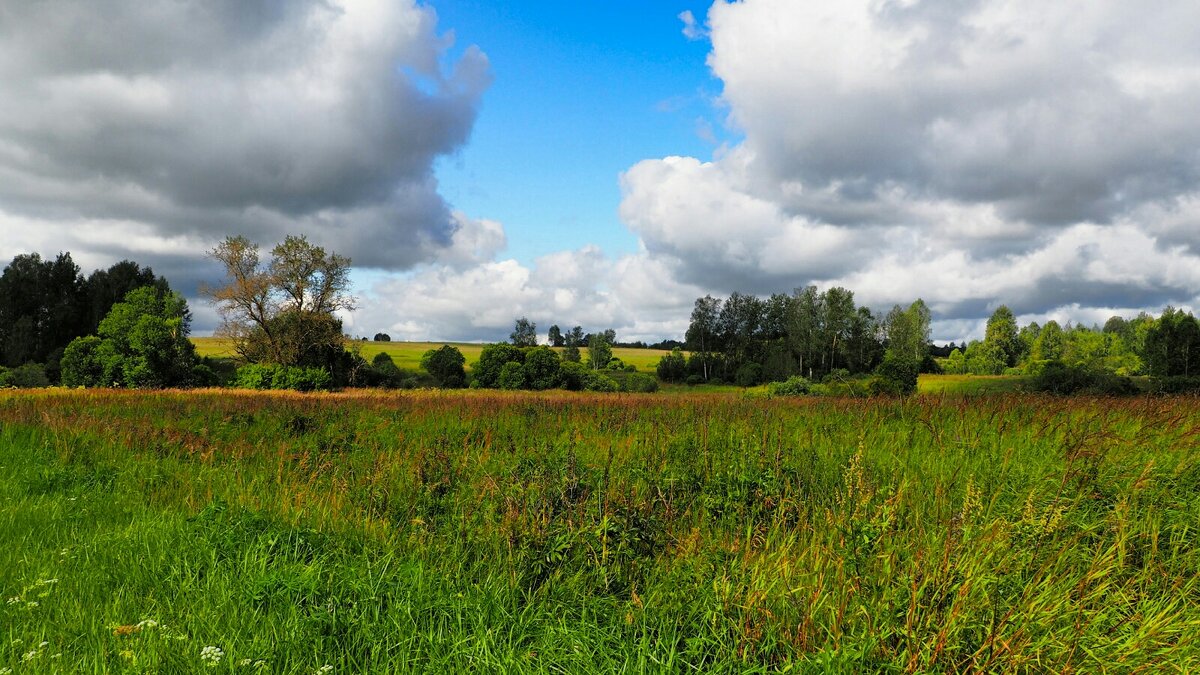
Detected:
[{"left": 4, "top": 235, "right": 1199, "bottom": 395}]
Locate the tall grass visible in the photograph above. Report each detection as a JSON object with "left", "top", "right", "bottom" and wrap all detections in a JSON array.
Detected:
[{"left": 1, "top": 389, "right": 1198, "bottom": 672}]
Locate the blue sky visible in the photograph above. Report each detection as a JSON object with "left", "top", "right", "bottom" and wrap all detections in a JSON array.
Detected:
[{"left": 431, "top": 0, "right": 728, "bottom": 263}]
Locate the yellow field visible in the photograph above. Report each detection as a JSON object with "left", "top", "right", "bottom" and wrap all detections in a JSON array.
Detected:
[{"left": 191, "top": 337, "right": 674, "bottom": 373}]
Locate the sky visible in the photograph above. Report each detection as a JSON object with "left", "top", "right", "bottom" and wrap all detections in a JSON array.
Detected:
[{"left": 2, "top": 0, "right": 1199, "bottom": 344}]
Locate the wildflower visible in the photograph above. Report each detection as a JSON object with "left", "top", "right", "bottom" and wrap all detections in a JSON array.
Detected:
[
  {"left": 241, "top": 659, "right": 252, "bottom": 666},
  {"left": 39, "top": 641, "right": 49, "bottom": 648},
  {"left": 26, "top": 601, "right": 38, "bottom": 608},
  {"left": 0, "top": 667, "right": 11, "bottom": 674},
  {"left": 135, "top": 619, "right": 159, "bottom": 629},
  {"left": 113, "top": 625, "right": 141, "bottom": 637},
  {"left": 22, "top": 650, "right": 39, "bottom": 661},
  {"left": 316, "top": 666, "right": 334, "bottom": 674},
  {"left": 51, "top": 653, "right": 62, "bottom": 659},
  {"left": 200, "top": 645, "right": 224, "bottom": 666},
  {"left": 37, "top": 579, "right": 58, "bottom": 585},
  {"left": 5, "top": 597, "right": 18, "bottom": 604}
]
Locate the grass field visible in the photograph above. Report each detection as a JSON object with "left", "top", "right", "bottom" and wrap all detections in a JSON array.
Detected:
[
  {"left": 2, "top": 389, "right": 1198, "bottom": 672},
  {"left": 192, "top": 337, "right": 673, "bottom": 374},
  {"left": 917, "top": 374, "right": 1027, "bottom": 395}
]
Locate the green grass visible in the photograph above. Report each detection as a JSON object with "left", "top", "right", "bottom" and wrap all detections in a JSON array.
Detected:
[
  {"left": 2, "top": 389, "right": 1198, "bottom": 672},
  {"left": 918, "top": 374, "right": 1027, "bottom": 395},
  {"left": 192, "top": 337, "right": 673, "bottom": 374}
]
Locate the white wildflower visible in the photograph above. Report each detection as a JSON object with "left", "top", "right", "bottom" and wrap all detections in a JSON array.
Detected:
[
  {"left": 200, "top": 645, "right": 224, "bottom": 666},
  {"left": 240, "top": 658, "right": 252, "bottom": 666},
  {"left": 5, "top": 597, "right": 18, "bottom": 604},
  {"left": 26, "top": 601, "right": 38, "bottom": 608},
  {"left": 22, "top": 649, "right": 39, "bottom": 661},
  {"left": 316, "top": 666, "right": 334, "bottom": 674},
  {"left": 136, "top": 619, "right": 159, "bottom": 629},
  {"left": 39, "top": 641, "right": 49, "bottom": 648},
  {"left": 51, "top": 653, "right": 62, "bottom": 659}
]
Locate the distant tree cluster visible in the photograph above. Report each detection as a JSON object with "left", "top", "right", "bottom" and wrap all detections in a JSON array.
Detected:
[
  {"left": 673, "top": 287, "right": 907, "bottom": 388},
  {"left": 468, "top": 320, "right": 655, "bottom": 393},
  {"left": 0, "top": 252, "right": 182, "bottom": 385},
  {"left": 940, "top": 304, "right": 1197, "bottom": 381}
]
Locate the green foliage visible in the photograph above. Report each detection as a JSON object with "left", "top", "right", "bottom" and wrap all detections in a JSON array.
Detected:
[
  {"left": 522, "top": 346, "right": 562, "bottom": 390},
  {"left": 965, "top": 340, "right": 1007, "bottom": 375},
  {"left": 1143, "top": 307, "right": 1200, "bottom": 377},
  {"left": 510, "top": 317, "right": 537, "bottom": 347},
  {"left": 420, "top": 345, "right": 467, "bottom": 388},
  {"left": 587, "top": 332, "right": 613, "bottom": 371},
  {"left": 472, "top": 343, "right": 525, "bottom": 388},
  {"left": 609, "top": 371, "right": 658, "bottom": 393},
  {"left": 496, "top": 361, "right": 527, "bottom": 390},
  {"left": 655, "top": 347, "right": 687, "bottom": 382},
  {"left": 1027, "top": 360, "right": 1138, "bottom": 395},
  {"left": 0, "top": 363, "right": 50, "bottom": 388},
  {"left": 60, "top": 287, "right": 196, "bottom": 388},
  {"left": 734, "top": 362, "right": 762, "bottom": 387},
  {"left": 233, "top": 364, "right": 332, "bottom": 391},
  {"left": 873, "top": 354, "right": 919, "bottom": 396},
  {"left": 768, "top": 375, "right": 812, "bottom": 396},
  {"left": 985, "top": 305, "right": 1021, "bottom": 367}
]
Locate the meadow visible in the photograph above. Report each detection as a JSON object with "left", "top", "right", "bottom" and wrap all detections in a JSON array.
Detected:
[{"left": 1, "top": 389, "right": 1198, "bottom": 672}]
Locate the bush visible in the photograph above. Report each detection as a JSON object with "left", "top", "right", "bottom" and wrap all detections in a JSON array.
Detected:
[
  {"left": 523, "top": 346, "right": 562, "bottom": 390},
  {"left": 582, "top": 372, "right": 618, "bottom": 392},
  {"left": 1028, "top": 361, "right": 1137, "bottom": 396},
  {"left": 497, "top": 361, "right": 527, "bottom": 390},
  {"left": 0, "top": 363, "right": 50, "bottom": 388},
  {"left": 685, "top": 374, "right": 704, "bottom": 386},
  {"left": 234, "top": 364, "right": 332, "bottom": 391},
  {"left": 369, "top": 352, "right": 406, "bottom": 388},
  {"left": 421, "top": 345, "right": 466, "bottom": 388},
  {"left": 60, "top": 335, "right": 106, "bottom": 387},
  {"left": 656, "top": 348, "right": 687, "bottom": 383},
  {"left": 821, "top": 368, "right": 851, "bottom": 384},
  {"left": 873, "top": 356, "right": 918, "bottom": 396},
  {"left": 769, "top": 376, "right": 811, "bottom": 396},
  {"left": 612, "top": 371, "right": 658, "bottom": 393},
  {"left": 473, "top": 343, "right": 525, "bottom": 388}
]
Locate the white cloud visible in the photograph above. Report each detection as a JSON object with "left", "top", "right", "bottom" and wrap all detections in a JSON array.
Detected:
[{"left": 0, "top": 0, "right": 491, "bottom": 276}]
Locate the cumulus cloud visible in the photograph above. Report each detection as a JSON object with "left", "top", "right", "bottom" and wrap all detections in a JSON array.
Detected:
[
  {"left": 0, "top": 0, "right": 491, "bottom": 297},
  {"left": 613, "top": 0, "right": 1200, "bottom": 339}
]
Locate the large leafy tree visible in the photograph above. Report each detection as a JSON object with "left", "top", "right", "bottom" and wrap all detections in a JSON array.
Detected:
[
  {"left": 61, "top": 287, "right": 196, "bottom": 388},
  {"left": 985, "top": 305, "right": 1021, "bottom": 367},
  {"left": 205, "top": 235, "right": 354, "bottom": 370},
  {"left": 685, "top": 295, "right": 722, "bottom": 380}
]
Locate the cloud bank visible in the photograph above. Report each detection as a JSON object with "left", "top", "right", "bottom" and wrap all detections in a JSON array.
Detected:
[
  {"left": 4, "top": 0, "right": 1199, "bottom": 344},
  {"left": 0, "top": 0, "right": 490, "bottom": 294}
]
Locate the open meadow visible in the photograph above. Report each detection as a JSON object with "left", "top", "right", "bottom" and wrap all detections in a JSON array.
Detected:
[{"left": 2, "top": 389, "right": 1199, "bottom": 672}]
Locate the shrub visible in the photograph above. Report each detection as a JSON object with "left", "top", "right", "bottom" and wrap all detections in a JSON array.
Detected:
[
  {"left": 582, "top": 372, "right": 618, "bottom": 392},
  {"left": 769, "top": 376, "right": 811, "bottom": 396},
  {"left": 523, "top": 346, "right": 562, "bottom": 390},
  {"left": 234, "top": 364, "right": 332, "bottom": 391},
  {"left": 473, "top": 343, "right": 525, "bottom": 388},
  {"left": 0, "top": 363, "right": 50, "bottom": 388},
  {"left": 1028, "top": 361, "right": 1137, "bottom": 396},
  {"left": 614, "top": 371, "right": 659, "bottom": 393},
  {"left": 656, "top": 348, "right": 687, "bottom": 383},
  {"left": 685, "top": 374, "right": 704, "bottom": 386},
  {"left": 421, "top": 345, "right": 467, "bottom": 388},
  {"left": 497, "top": 361, "right": 527, "bottom": 390},
  {"left": 873, "top": 356, "right": 918, "bottom": 396},
  {"left": 821, "top": 368, "right": 851, "bottom": 384},
  {"left": 369, "top": 352, "right": 406, "bottom": 388}
]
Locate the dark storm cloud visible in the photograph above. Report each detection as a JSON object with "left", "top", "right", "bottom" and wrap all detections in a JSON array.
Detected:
[{"left": 0, "top": 0, "right": 491, "bottom": 273}]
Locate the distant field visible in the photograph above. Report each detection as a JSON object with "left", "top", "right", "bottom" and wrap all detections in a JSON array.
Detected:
[
  {"left": 192, "top": 337, "right": 673, "bottom": 373},
  {"left": 2, "top": 389, "right": 1197, "bottom": 671},
  {"left": 918, "top": 374, "right": 1026, "bottom": 395}
]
